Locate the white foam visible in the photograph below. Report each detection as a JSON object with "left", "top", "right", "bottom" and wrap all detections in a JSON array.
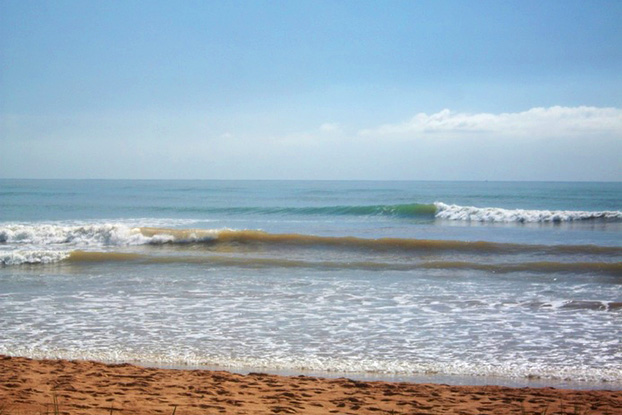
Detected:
[
  {"left": 434, "top": 202, "right": 622, "bottom": 223},
  {"left": 0, "top": 223, "right": 226, "bottom": 248},
  {"left": 0, "top": 223, "right": 231, "bottom": 264},
  {"left": 2, "top": 262, "right": 621, "bottom": 384},
  {"left": 0, "top": 250, "right": 70, "bottom": 265},
  {"left": 0, "top": 224, "right": 149, "bottom": 247},
  {"left": 1, "top": 347, "right": 619, "bottom": 385}
]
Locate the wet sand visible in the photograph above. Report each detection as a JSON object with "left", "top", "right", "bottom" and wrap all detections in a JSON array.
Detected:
[{"left": 1, "top": 355, "right": 621, "bottom": 414}]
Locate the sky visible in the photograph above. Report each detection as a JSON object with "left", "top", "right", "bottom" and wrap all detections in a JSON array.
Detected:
[{"left": 1, "top": 0, "right": 621, "bottom": 181}]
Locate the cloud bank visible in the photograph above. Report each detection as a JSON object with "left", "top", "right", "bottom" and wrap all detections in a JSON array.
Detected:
[
  {"left": 1, "top": 106, "right": 621, "bottom": 180},
  {"left": 359, "top": 106, "right": 622, "bottom": 139}
]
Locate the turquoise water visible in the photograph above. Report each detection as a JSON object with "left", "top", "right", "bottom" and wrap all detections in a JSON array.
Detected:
[{"left": 1, "top": 180, "right": 621, "bottom": 387}]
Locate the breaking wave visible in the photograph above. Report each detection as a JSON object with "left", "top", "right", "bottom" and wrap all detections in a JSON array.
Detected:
[
  {"left": 434, "top": 202, "right": 622, "bottom": 223},
  {"left": 0, "top": 224, "right": 221, "bottom": 248},
  {"left": 151, "top": 202, "right": 622, "bottom": 223},
  {"left": 2, "top": 224, "right": 622, "bottom": 266},
  {"left": 1, "top": 250, "right": 71, "bottom": 266},
  {"left": 3, "top": 224, "right": 622, "bottom": 251}
]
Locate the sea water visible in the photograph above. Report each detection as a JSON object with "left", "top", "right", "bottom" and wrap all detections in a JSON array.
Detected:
[{"left": 1, "top": 180, "right": 621, "bottom": 388}]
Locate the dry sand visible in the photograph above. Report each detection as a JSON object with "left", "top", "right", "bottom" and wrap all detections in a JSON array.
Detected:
[{"left": 1, "top": 355, "right": 621, "bottom": 415}]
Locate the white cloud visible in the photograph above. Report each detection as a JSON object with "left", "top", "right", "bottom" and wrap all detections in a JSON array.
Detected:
[
  {"left": 2, "top": 106, "right": 620, "bottom": 180},
  {"left": 359, "top": 106, "right": 622, "bottom": 139}
]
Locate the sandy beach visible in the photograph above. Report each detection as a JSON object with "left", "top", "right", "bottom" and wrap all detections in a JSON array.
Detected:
[{"left": 1, "top": 355, "right": 621, "bottom": 415}]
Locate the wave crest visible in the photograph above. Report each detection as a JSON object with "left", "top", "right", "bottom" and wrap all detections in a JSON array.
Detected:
[
  {"left": 1, "top": 250, "right": 70, "bottom": 265},
  {"left": 434, "top": 202, "right": 622, "bottom": 223},
  {"left": 0, "top": 224, "right": 226, "bottom": 248},
  {"left": 0, "top": 224, "right": 149, "bottom": 246}
]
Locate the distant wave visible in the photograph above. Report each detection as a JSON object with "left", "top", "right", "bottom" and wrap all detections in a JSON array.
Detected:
[
  {"left": 10, "top": 202, "right": 614, "bottom": 223},
  {"left": 434, "top": 202, "right": 622, "bottom": 223},
  {"left": 159, "top": 203, "right": 439, "bottom": 218},
  {"left": 293, "top": 203, "right": 438, "bottom": 217},
  {"left": 161, "top": 202, "right": 622, "bottom": 223}
]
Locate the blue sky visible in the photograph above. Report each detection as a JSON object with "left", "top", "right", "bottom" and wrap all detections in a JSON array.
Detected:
[{"left": 1, "top": 0, "right": 621, "bottom": 180}]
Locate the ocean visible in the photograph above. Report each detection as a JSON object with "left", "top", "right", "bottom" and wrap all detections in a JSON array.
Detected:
[{"left": 1, "top": 179, "right": 621, "bottom": 388}]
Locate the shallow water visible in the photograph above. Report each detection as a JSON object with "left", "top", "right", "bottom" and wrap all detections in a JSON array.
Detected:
[{"left": 1, "top": 180, "right": 621, "bottom": 386}]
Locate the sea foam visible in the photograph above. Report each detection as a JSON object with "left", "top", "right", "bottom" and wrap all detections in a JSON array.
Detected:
[
  {"left": 0, "top": 224, "right": 191, "bottom": 247},
  {"left": 434, "top": 202, "right": 622, "bottom": 223},
  {"left": 0, "top": 250, "right": 70, "bottom": 265},
  {"left": 0, "top": 224, "right": 223, "bottom": 265}
]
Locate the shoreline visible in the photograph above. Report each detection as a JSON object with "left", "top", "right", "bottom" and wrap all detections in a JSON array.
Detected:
[
  {"left": 5, "top": 353, "right": 620, "bottom": 391},
  {"left": 141, "top": 362, "right": 622, "bottom": 391},
  {"left": 2, "top": 355, "right": 621, "bottom": 415}
]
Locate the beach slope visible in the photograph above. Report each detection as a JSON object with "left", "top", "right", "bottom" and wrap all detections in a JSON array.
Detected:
[{"left": 1, "top": 355, "right": 621, "bottom": 415}]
